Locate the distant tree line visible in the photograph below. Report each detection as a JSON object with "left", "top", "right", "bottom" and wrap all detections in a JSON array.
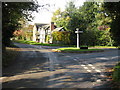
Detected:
[
  {"left": 2, "top": 1, "right": 120, "bottom": 47},
  {"left": 104, "top": 2, "right": 120, "bottom": 46},
  {"left": 52, "top": 1, "right": 120, "bottom": 46}
]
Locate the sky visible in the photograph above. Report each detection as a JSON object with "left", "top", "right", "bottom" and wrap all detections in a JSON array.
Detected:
[{"left": 30, "top": 0, "right": 86, "bottom": 24}]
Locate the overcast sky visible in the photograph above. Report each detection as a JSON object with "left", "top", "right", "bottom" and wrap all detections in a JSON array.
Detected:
[{"left": 30, "top": 0, "right": 86, "bottom": 24}]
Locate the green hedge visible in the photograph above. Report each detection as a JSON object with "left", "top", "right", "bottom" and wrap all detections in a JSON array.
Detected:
[
  {"left": 52, "top": 31, "right": 71, "bottom": 45},
  {"left": 113, "top": 62, "right": 120, "bottom": 82}
]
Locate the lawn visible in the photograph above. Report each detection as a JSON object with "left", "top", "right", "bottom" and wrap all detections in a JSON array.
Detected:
[
  {"left": 57, "top": 47, "right": 101, "bottom": 51},
  {"left": 13, "top": 40, "right": 75, "bottom": 47},
  {"left": 52, "top": 47, "right": 103, "bottom": 53},
  {"left": 93, "top": 46, "right": 117, "bottom": 48}
]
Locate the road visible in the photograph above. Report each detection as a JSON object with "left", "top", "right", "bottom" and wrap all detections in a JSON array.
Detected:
[{"left": 2, "top": 43, "right": 120, "bottom": 89}]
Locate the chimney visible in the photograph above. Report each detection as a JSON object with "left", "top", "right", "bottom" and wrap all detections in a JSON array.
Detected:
[{"left": 50, "top": 22, "right": 54, "bottom": 31}]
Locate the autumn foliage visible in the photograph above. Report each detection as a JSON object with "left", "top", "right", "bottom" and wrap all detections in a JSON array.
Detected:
[
  {"left": 97, "top": 25, "right": 110, "bottom": 31},
  {"left": 13, "top": 30, "right": 23, "bottom": 36}
]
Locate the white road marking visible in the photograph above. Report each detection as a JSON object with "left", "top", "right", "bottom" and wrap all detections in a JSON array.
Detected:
[
  {"left": 88, "top": 64, "right": 93, "bottom": 66},
  {"left": 84, "top": 67, "right": 88, "bottom": 69},
  {"left": 95, "top": 70, "right": 101, "bottom": 72},
  {"left": 96, "top": 79, "right": 101, "bottom": 82},
  {"left": 100, "top": 74, "right": 105, "bottom": 77},
  {"left": 91, "top": 67, "right": 95, "bottom": 69},
  {"left": 87, "top": 70, "right": 92, "bottom": 72},
  {"left": 81, "top": 65, "right": 86, "bottom": 67}
]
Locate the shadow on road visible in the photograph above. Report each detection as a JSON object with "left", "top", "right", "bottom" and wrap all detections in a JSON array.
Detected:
[
  {"left": 2, "top": 43, "right": 120, "bottom": 89},
  {"left": 2, "top": 47, "right": 49, "bottom": 77}
]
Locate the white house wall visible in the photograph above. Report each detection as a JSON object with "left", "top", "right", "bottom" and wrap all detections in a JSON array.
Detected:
[
  {"left": 32, "top": 22, "right": 55, "bottom": 43},
  {"left": 33, "top": 25, "right": 37, "bottom": 41},
  {"left": 39, "top": 28, "right": 46, "bottom": 43}
]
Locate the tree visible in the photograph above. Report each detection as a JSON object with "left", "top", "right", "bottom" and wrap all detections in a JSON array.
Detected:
[
  {"left": 52, "top": 1, "right": 78, "bottom": 31},
  {"left": 76, "top": 2, "right": 101, "bottom": 46},
  {"left": 104, "top": 2, "right": 120, "bottom": 46},
  {"left": 52, "top": 8, "right": 71, "bottom": 31},
  {"left": 52, "top": 1, "right": 113, "bottom": 46},
  {"left": 2, "top": 1, "right": 39, "bottom": 46},
  {"left": 52, "top": 1, "right": 81, "bottom": 44},
  {"left": 94, "top": 2, "right": 113, "bottom": 46},
  {"left": 73, "top": 2, "right": 112, "bottom": 46}
]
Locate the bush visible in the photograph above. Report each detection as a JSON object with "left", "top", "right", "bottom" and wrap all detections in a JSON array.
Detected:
[
  {"left": 113, "top": 62, "right": 120, "bottom": 82},
  {"left": 46, "top": 35, "right": 51, "bottom": 43},
  {"left": 52, "top": 31, "right": 71, "bottom": 45}
]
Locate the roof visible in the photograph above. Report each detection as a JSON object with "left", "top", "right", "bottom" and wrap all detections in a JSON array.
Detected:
[
  {"left": 52, "top": 27, "right": 66, "bottom": 32},
  {"left": 34, "top": 23, "right": 49, "bottom": 30},
  {"left": 34, "top": 23, "right": 57, "bottom": 30},
  {"left": 42, "top": 25, "right": 50, "bottom": 30}
]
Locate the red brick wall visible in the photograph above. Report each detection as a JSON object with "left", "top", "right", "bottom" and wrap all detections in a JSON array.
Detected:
[{"left": 50, "top": 22, "right": 54, "bottom": 31}]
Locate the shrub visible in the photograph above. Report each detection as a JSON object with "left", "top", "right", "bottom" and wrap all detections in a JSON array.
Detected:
[
  {"left": 52, "top": 31, "right": 71, "bottom": 45},
  {"left": 113, "top": 62, "right": 120, "bottom": 82}
]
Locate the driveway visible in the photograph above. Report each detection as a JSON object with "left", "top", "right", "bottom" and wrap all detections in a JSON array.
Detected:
[{"left": 2, "top": 43, "right": 120, "bottom": 88}]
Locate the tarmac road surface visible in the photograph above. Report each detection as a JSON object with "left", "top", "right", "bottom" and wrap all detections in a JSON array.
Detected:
[{"left": 2, "top": 43, "right": 120, "bottom": 89}]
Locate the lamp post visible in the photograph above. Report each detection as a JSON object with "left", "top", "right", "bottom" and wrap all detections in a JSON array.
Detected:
[{"left": 75, "top": 28, "right": 83, "bottom": 48}]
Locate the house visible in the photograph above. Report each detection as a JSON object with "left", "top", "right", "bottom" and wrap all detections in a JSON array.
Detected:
[
  {"left": 33, "top": 22, "right": 66, "bottom": 44},
  {"left": 33, "top": 22, "right": 55, "bottom": 43}
]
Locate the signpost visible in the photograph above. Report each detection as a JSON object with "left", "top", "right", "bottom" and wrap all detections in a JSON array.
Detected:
[{"left": 75, "top": 28, "right": 83, "bottom": 48}]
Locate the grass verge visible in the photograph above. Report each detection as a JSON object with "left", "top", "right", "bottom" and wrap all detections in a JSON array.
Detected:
[
  {"left": 13, "top": 40, "right": 75, "bottom": 47},
  {"left": 93, "top": 46, "right": 117, "bottom": 48},
  {"left": 13, "top": 40, "right": 118, "bottom": 49},
  {"left": 52, "top": 47, "right": 103, "bottom": 53}
]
